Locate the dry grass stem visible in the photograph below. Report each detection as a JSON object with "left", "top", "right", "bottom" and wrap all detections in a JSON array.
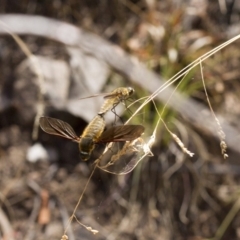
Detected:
[
  {"left": 199, "top": 60, "right": 228, "bottom": 159},
  {"left": 171, "top": 133, "right": 194, "bottom": 157},
  {"left": 213, "top": 197, "right": 240, "bottom": 240},
  {"left": 74, "top": 216, "right": 99, "bottom": 234},
  {"left": 64, "top": 163, "right": 98, "bottom": 236},
  {"left": 152, "top": 99, "right": 194, "bottom": 157}
]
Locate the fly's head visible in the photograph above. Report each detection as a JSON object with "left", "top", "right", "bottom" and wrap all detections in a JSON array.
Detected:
[
  {"left": 79, "top": 137, "right": 96, "bottom": 161},
  {"left": 127, "top": 87, "right": 134, "bottom": 96}
]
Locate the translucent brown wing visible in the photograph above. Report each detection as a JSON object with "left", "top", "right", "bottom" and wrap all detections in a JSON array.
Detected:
[
  {"left": 39, "top": 117, "right": 80, "bottom": 142},
  {"left": 97, "top": 125, "right": 144, "bottom": 143}
]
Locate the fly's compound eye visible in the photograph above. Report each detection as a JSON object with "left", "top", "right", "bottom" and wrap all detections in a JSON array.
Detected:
[
  {"left": 127, "top": 87, "right": 135, "bottom": 96},
  {"left": 80, "top": 152, "right": 90, "bottom": 161}
]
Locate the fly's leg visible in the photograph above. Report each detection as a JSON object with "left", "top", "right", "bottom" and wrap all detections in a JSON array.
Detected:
[
  {"left": 111, "top": 103, "right": 124, "bottom": 124},
  {"left": 124, "top": 96, "right": 136, "bottom": 114},
  {"left": 111, "top": 98, "right": 133, "bottom": 124},
  {"left": 115, "top": 99, "right": 134, "bottom": 121}
]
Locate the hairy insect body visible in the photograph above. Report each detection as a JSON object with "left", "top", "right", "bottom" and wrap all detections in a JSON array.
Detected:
[
  {"left": 79, "top": 115, "right": 105, "bottom": 161},
  {"left": 98, "top": 87, "right": 134, "bottom": 115}
]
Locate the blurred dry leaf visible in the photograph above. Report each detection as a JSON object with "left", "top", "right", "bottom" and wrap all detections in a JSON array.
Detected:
[
  {"left": 67, "top": 47, "right": 109, "bottom": 96},
  {"left": 13, "top": 56, "right": 70, "bottom": 123},
  {"left": 15, "top": 51, "right": 110, "bottom": 122},
  {"left": 17, "top": 55, "right": 70, "bottom": 105},
  {"left": 38, "top": 189, "right": 50, "bottom": 225},
  {"left": 65, "top": 47, "right": 110, "bottom": 121},
  {"left": 179, "top": 30, "right": 214, "bottom": 52}
]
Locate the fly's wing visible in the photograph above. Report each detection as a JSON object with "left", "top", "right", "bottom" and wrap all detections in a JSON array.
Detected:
[
  {"left": 79, "top": 92, "right": 110, "bottom": 100},
  {"left": 103, "top": 92, "right": 120, "bottom": 99},
  {"left": 39, "top": 117, "right": 80, "bottom": 142},
  {"left": 74, "top": 92, "right": 118, "bottom": 100},
  {"left": 97, "top": 125, "right": 144, "bottom": 143},
  {"left": 104, "top": 87, "right": 134, "bottom": 100}
]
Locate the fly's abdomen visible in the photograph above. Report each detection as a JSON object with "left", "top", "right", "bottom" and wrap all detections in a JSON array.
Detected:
[
  {"left": 81, "top": 115, "right": 105, "bottom": 140},
  {"left": 98, "top": 98, "right": 118, "bottom": 115},
  {"left": 79, "top": 115, "right": 106, "bottom": 160}
]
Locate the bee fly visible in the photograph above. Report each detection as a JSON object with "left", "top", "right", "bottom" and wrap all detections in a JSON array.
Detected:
[
  {"left": 98, "top": 87, "right": 134, "bottom": 115},
  {"left": 39, "top": 115, "right": 144, "bottom": 161}
]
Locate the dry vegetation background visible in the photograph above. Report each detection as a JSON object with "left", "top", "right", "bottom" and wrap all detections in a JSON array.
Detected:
[{"left": 0, "top": 0, "right": 240, "bottom": 239}]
